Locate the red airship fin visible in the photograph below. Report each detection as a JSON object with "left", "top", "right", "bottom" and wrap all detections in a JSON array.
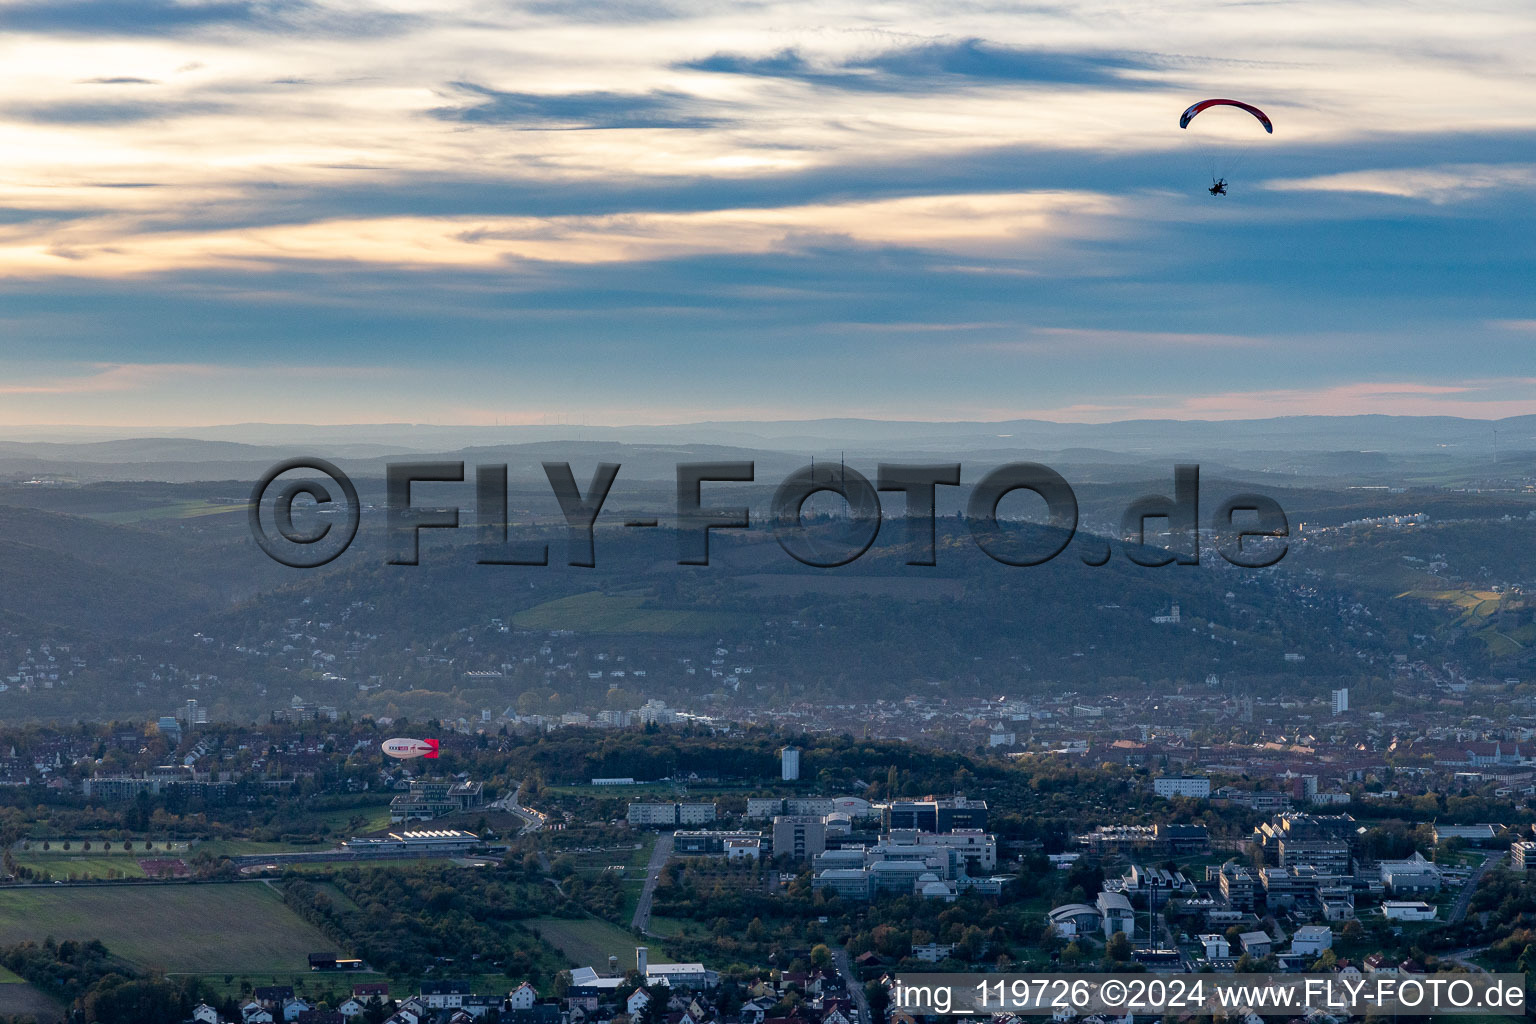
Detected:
[{"left": 423, "top": 739, "right": 439, "bottom": 758}]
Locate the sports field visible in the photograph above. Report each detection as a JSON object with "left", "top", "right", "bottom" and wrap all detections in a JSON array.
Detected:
[{"left": 0, "top": 884, "right": 341, "bottom": 974}]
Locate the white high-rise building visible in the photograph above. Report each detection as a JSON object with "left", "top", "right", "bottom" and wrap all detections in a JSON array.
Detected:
[
  {"left": 1331, "top": 688, "right": 1349, "bottom": 715},
  {"left": 780, "top": 746, "right": 801, "bottom": 781}
]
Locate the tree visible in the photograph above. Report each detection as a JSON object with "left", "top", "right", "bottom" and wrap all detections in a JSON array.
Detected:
[
  {"left": 1106, "top": 932, "right": 1131, "bottom": 962},
  {"left": 810, "top": 944, "right": 832, "bottom": 970},
  {"left": 957, "top": 926, "right": 986, "bottom": 962}
]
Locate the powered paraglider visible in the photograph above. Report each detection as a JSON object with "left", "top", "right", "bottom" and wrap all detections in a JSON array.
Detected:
[{"left": 1179, "top": 98, "right": 1272, "bottom": 195}]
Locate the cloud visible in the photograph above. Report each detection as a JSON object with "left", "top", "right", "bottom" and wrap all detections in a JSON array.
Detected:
[
  {"left": 0, "top": 0, "right": 413, "bottom": 38},
  {"left": 428, "top": 83, "right": 722, "bottom": 130},
  {"left": 0, "top": 207, "right": 103, "bottom": 226},
  {"left": 0, "top": 190, "right": 1121, "bottom": 275},
  {"left": 519, "top": 0, "right": 685, "bottom": 22},
  {"left": 679, "top": 38, "right": 1166, "bottom": 92},
  {"left": 972, "top": 327, "right": 1263, "bottom": 353},
  {"left": 3, "top": 100, "right": 230, "bottom": 125},
  {"left": 1056, "top": 379, "right": 1536, "bottom": 421},
  {"left": 0, "top": 0, "right": 292, "bottom": 34},
  {"left": 1265, "top": 163, "right": 1536, "bottom": 203},
  {"left": 0, "top": 362, "right": 221, "bottom": 395},
  {"left": 77, "top": 77, "right": 161, "bottom": 85}
]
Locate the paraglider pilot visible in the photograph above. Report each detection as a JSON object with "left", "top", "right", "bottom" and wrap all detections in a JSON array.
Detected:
[{"left": 1208, "top": 178, "right": 1227, "bottom": 196}]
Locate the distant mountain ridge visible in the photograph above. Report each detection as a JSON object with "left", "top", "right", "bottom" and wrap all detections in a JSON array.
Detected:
[{"left": 0, "top": 412, "right": 1532, "bottom": 456}]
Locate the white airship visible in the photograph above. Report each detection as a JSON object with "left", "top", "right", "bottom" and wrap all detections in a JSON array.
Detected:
[{"left": 381, "top": 737, "right": 439, "bottom": 759}]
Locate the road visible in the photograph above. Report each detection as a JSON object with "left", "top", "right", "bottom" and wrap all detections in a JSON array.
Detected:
[
  {"left": 832, "top": 945, "right": 871, "bottom": 1022},
  {"left": 492, "top": 780, "right": 547, "bottom": 835},
  {"left": 630, "top": 831, "right": 673, "bottom": 935},
  {"left": 1449, "top": 851, "right": 1503, "bottom": 925},
  {"left": 1439, "top": 945, "right": 1492, "bottom": 973}
]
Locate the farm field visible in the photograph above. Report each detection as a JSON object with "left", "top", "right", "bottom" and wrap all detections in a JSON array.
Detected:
[
  {"left": 530, "top": 917, "right": 639, "bottom": 969},
  {"left": 512, "top": 592, "right": 739, "bottom": 634},
  {"left": 0, "top": 982, "right": 63, "bottom": 1023},
  {"left": 0, "top": 884, "right": 341, "bottom": 974},
  {"left": 86, "top": 500, "right": 246, "bottom": 525}
]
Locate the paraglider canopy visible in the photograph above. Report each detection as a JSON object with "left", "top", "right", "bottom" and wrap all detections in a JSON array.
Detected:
[
  {"left": 1179, "top": 99, "right": 1273, "bottom": 134},
  {"left": 1179, "top": 98, "right": 1272, "bottom": 194}
]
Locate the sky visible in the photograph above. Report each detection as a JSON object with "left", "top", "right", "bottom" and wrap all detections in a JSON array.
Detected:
[{"left": 0, "top": 0, "right": 1534, "bottom": 429}]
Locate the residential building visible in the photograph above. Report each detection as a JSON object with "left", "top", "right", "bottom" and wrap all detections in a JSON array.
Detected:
[
  {"left": 745, "top": 796, "right": 840, "bottom": 819},
  {"left": 1238, "top": 931, "right": 1272, "bottom": 958},
  {"left": 507, "top": 982, "right": 537, "bottom": 1009},
  {"left": 1291, "top": 926, "right": 1333, "bottom": 957},
  {"left": 911, "top": 943, "right": 956, "bottom": 963},
  {"left": 1154, "top": 776, "right": 1211, "bottom": 799},
  {"left": 626, "top": 802, "right": 717, "bottom": 827},
  {"left": 420, "top": 980, "right": 473, "bottom": 1009}
]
